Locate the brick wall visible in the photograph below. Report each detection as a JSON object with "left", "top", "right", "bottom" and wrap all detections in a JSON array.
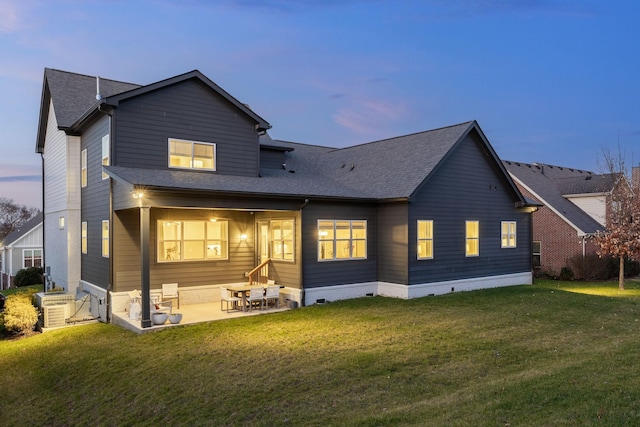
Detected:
[
  {"left": 633, "top": 166, "right": 640, "bottom": 198},
  {"left": 517, "top": 185, "right": 597, "bottom": 275}
]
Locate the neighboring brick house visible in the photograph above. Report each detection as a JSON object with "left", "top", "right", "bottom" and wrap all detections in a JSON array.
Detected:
[{"left": 503, "top": 161, "right": 630, "bottom": 276}]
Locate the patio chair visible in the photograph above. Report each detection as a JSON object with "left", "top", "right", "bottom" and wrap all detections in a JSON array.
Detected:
[
  {"left": 264, "top": 285, "right": 280, "bottom": 309},
  {"left": 220, "top": 287, "right": 241, "bottom": 313},
  {"left": 162, "top": 283, "right": 180, "bottom": 309},
  {"left": 247, "top": 287, "right": 264, "bottom": 311}
]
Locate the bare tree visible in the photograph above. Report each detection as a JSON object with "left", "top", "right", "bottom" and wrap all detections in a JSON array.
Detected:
[
  {"left": 592, "top": 145, "right": 640, "bottom": 290},
  {"left": 0, "top": 198, "right": 39, "bottom": 241}
]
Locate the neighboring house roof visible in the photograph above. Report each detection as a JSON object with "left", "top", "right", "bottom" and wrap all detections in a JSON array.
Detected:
[
  {"left": 107, "top": 121, "right": 527, "bottom": 204},
  {"left": 36, "top": 68, "right": 270, "bottom": 153},
  {"left": 554, "top": 173, "right": 621, "bottom": 196},
  {"left": 0, "top": 212, "right": 43, "bottom": 247},
  {"left": 503, "top": 161, "right": 604, "bottom": 235}
]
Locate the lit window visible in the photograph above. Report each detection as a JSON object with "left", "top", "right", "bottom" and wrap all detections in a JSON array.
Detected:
[
  {"left": 23, "top": 249, "right": 42, "bottom": 268},
  {"left": 157, "top": 220, "right": 228, "bottom": 262},
  {"left": 501, "top": 221, "right": 517, "bottom": 248},
  {"left": 102, "top": 134, "right": 110, "bottom": 180},
  {"left": 102, "top": 220, "right": 109, "bottom": 258},
  {"left": 271, "top": 219, "right": 294, "bottom": 261},
  {"left": 318, "top": 220, "right": 367, "bottom": 261},
  {"left": 465, "top": 221, "right": 479, "bottom": 256},
  {"left": 81, "top": 222, "right": 87, "bottom": 254},
  {"left": 81, "top": 149, "right": 87, "bottom": 187},
  {"left": 168, "top": 138, "right": 215, "bottom": 170},
  {"left": 417, "top": 220, "right": 434, "bottom": 259},
  {"left": 59, "top": 217, "right": 65, "bottom": 230}
]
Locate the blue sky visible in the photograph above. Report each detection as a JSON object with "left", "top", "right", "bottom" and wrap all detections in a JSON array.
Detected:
[{"left": 1, "top": 0, "right": 639, "bottom": 209}]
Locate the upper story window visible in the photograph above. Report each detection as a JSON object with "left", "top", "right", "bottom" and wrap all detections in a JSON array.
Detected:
[
  {"left": 157, "top": 219, "right": 228, "bottom": 262},
  {"left": 318, "top": 220, "right": 367, "bottom": 261},
  {"left": 102, "top": 134, "right": 110, "bottom": 180},
  {"left": 168, "top": 138, "right": 216, "bottom": 171},
  {"left": 81, "top": 149, "right": 87, "bottom": 187},
  {"left": 417, "top": 220, "right": 434, "bottom": 259},
  {"left": 465, "top": 220, "right": 479, "bottom": 257},
  {"left": 501, "top": 221, "right": 517, "bottom": 248}
]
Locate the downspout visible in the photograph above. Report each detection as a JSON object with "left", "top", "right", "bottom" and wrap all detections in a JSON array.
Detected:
[
  {"left": 299, "top": 199, "right": 309, "bottom": 306},
  {"left": 41, "top": 152, "right": 46, "bottom": 293}
]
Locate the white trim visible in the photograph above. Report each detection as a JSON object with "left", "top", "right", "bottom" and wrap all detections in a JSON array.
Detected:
[
  {"left": 508, "top": 174, "right": 589, "bottom": 236},
  {"left": 303, "top": 272, "right": 533, "bottom": 305}
]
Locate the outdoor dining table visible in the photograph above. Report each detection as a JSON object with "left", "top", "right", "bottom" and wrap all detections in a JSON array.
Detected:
[{"left": 227, "top": 285, "right": 263, "bottom": 312}]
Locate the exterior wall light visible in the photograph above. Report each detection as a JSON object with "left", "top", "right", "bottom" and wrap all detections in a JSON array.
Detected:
[{"left": 240, "top": 233, "right": 248, "bottom": 241}]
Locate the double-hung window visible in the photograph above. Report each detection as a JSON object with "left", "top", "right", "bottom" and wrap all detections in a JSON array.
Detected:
[
  {"left": 417, "top": 220, "right": 434, "bottom": 259},
  {"left": 501, "top": 221, "right": 517, "bottom": 248},
  {"left": 157, "top": 220, "right": 228, "bottom": 262},
  {"left": 532, "top": 241, "right": 541, "bottom": 267},
  {"left": 271, "top": 219, "right": 294, "bottom": 261},
  {"left": 81, "top": 149, "right": 87, "bottom": 187},
  {"left": 102, "top": 220, "right": 109, "bottom": 258},
  {"left": 23, "top": 249, "right": 42, "bottom": 268},
  {"left": 318, "top": 220, "right": 367, "bottom": 261},
  {"left": 168, "top": 138, "right": 216, "bottom": 170},
  {"left": 465, "top": 221, "right": 479, "bottom": 256},
  {"left": 81, "top": 222, "right": 87, "bottom": 254},
  {"left": 102, "top": 135, "right": 110, "bottom": 180}
]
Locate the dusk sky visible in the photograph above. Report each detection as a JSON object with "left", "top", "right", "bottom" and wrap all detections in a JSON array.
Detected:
[{"left": 1, "top": 0, "right": 639, "bottom": 210}]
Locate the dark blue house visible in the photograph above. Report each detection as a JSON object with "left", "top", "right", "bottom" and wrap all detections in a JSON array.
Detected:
[{"left": 36, "top": 68, "right": 536, "bottom": 328}]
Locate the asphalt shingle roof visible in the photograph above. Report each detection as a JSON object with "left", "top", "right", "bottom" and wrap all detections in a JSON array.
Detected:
[
  {"left": 503, "top": 161, "right": 605, "bottom": 234},
  {"left": 45, "top": 68, "right": 140, "bottom": 129},
  {"left": 107, "top": 121, "right": 476, "bottom": 201},
  {"left": 0, "top": 212, "right": 43, "bottom": 247}
]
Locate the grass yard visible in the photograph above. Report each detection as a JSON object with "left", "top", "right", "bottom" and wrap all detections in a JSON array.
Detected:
[{"left": 1, "top": 279, "right": 640, "bottom": 426}]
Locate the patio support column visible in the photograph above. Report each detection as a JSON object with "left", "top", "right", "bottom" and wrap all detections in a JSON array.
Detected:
[{"left": 140, "top": 206, "right": 151, "bottom": 328}]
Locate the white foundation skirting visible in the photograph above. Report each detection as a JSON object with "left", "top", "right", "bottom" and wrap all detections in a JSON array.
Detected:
[{"left": 303, "top": 272, "right": 533, "bottom": 305}]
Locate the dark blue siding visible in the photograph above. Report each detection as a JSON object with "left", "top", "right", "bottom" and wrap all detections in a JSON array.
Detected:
[
  {"left": 408, "top": 132, "right": 532, "bottom": 284},
  {"left": 301, "top": 202, "right": 377, "bottom": 288},
  {"left": 80, "top": 116, "right": 111, "bottom": 290},
  {"left": 113, "top": 79, "right": 260, "bottom": 176}
]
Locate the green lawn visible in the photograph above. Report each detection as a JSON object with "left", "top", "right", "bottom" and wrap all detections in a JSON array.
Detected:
[{"left": 2, "top": 279, "right": 640, "bottom": 426}]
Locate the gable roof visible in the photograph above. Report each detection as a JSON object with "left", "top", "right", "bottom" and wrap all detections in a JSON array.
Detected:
[
  {"left": 36, "top": 68, "right": 271, "bottom": 153},
  {"left": 503, "top": 161, "right": 604, "bottom": 235},
  {"left": 0, "top": 212, "right": 43, "bottom": 247},
  {"left": 36, "top": 68, "right": 140, "bottom": 152},
  {"left": 107, "top": 120, "right": 527, "bottom": 204}
]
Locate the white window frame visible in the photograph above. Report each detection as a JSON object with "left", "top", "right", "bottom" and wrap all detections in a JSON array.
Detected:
[
  {"left": 417, "top": 220, "right": 434, "bottom": 260},
  {"left": 23, "top": 249, "right": 42, "bottom": 268},
  {"left": 81, "top": 222, "right": 87, "bottom": 254},
  {"left": 317, "top": 220, "right": 367, "bottom": 261},
  {"left": 501, "top": 221, "right": 517, "bottom": 248},
  {"left": 168, "top": 138, "right": 216, "bottom": 171},
  {"left": 102, "top": 134, "right": 110, "bottom": 180},
  {"left": 102, "top": 220, "right": 109, "bottom": 258},
  {"left": 81, "top": 149, "right": 87, "bottom": 187},
  {"left": 157, "top": 220, "right": 229, "bottom": 263},
  {"left": 465, "top": 220, "right": 479, "bottom": 257}
]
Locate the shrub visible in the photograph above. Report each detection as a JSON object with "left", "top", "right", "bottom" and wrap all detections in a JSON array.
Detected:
[
  {"left": 559, "top": 266, "right": 574, "bottom": 281},
  {"left": 13, "top": 267, "right": 43, "bottom": 288},
  {"left": 566, "top": 253, "right": 610, "bottom": 281},
  {"left": 0, "top": 292, "right": 38, "bottom": 335}
]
